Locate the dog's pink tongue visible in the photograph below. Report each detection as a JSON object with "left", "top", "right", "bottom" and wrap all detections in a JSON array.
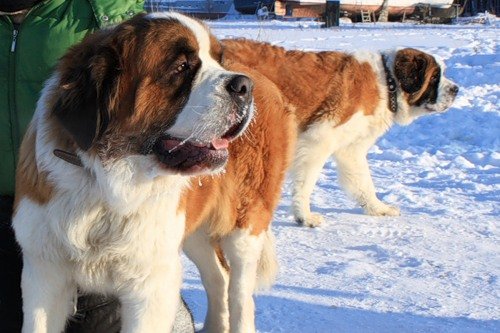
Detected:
[{"left": 211, "top": 138, "right": 229, "bottom": 150}]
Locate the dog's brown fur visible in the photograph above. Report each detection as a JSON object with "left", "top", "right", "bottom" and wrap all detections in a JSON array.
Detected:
[
  {"left": 222, "top": 39, "right": 384, "bottom": 130},
  {"left": 185, "top": 62, "right": 295, "bottom": 237},
  {"left": 183, "top": 62, "right": 296, "bottom": 332}
]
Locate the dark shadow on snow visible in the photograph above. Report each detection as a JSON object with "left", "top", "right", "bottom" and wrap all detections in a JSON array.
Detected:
[{"left": 182, "top": 286, "right": 498, "bottom": 333}]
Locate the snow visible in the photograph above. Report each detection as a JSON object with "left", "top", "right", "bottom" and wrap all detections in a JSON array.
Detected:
[{"left": 182, "top": 16, "right": 500, "bottom": 332}]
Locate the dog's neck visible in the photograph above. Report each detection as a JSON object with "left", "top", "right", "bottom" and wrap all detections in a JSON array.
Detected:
[{"left": 381, "top": 54, "right": 398, "bottom": 114}]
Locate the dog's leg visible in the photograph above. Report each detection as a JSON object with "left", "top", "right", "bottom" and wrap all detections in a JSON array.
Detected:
[
  {"left": 334, "top": 146, "right": 400, "bottom": 216},
  {"left": 184, "top": 227, "right": 230, "bottom": 333},
  {"left": 222, "top": 228, "right": 265, "bottom": 333},
  {"left": 21, "top": 255, "right": 74, "bottom": 333},
  {"left": 291, "top": 129, "right": 333, "bottom": 227},
  {"left": 119, "top": 259, "right": 182, "bottom": 333},
  {"left": 119, "top": 219, "right": 185, "bottom": 333},
  {"left": 119, "top": 203, "right": 186, "bottom": 333}
]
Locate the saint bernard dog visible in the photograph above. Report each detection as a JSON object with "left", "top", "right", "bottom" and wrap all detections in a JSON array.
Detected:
[
  {"left": 12, "top": 13, "right": 262, "bottom": 333},
  {"left": 222, "top": 39, "right": 459, "bottom": 227}
]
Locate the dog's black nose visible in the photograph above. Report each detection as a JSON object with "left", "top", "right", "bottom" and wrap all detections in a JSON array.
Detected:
[
  {"left": 226, "top": 75, "right": 253, "bottom": 100},
  {"left": 450, "top": 84, "right": 459, "bottom": 95}
]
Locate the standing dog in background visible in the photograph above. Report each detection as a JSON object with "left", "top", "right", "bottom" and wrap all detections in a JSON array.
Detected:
[{"left": 222, "top": 40, "right": 458, "bottom": 227}]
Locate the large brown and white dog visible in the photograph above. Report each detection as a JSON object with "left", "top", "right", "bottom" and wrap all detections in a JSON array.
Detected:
[
  {"left": 12, "top": 13, "right": 258, "bottom": 333},
  {"left": 222, "top": 39, "right": 459, "bottom": 227}
]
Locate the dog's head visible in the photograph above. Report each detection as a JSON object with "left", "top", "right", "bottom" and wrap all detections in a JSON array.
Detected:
[
  {"left": 393, "top": 48, "right": 458, "bottom": 124},
  {"left": 51, "top": 12, "right": 253, "bottom": 176}
]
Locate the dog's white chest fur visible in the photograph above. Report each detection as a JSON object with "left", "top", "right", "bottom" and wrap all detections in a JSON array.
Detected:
[{"left": 15, "top": 177, "right": 186, "bottom": 294}]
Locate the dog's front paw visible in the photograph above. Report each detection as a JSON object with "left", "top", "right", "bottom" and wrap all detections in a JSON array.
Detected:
[
  {"left": 199, "top": 324, "right": 229, "bottom": 333},
  {"left": 364, "top": 202, "right": 400, "bottom": 217},
  {"left": 295, "top": 213, "right": 325, "bottom": 227}
]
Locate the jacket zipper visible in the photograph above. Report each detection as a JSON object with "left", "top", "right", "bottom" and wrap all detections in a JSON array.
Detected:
[
  {"left": 7, "top": 2, "right": 43, "bottom": 187},
  {"left": 11, "top": 28, "right": 18, "bottom": 52},
  {"left": 9, "top": 23, "right": 21, "bottom": 168}
]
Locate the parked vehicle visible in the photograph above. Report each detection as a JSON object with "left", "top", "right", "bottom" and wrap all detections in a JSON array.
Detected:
[{"left": 146, "top": 0, "right": 233, "bottom": 19}]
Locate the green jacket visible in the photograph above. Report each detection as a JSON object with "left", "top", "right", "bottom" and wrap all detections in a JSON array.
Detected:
[{"left": 0, "top": 0, "right": 144, "bottom": 195}]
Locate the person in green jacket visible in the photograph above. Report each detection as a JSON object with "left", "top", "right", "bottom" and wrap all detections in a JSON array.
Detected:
[{"left": 0, "top": 1, "right": 194, "bottom": 332}]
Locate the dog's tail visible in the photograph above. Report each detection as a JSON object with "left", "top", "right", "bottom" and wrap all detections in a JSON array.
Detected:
[{"left": 255, "top": 228, "right": 278, "bottom": 291}]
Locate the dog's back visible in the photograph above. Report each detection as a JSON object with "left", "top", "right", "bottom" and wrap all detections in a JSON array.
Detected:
[{"left": 222, "top": 39, "right": 383, "bottom": 129}]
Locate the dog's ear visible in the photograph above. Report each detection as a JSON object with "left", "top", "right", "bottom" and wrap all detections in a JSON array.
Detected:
[
  {"left": 52, "top": 31, "right": 120, "bottom": 151},
  {"left": 394, "top": 48, "right": 428, "bottom": 94}
]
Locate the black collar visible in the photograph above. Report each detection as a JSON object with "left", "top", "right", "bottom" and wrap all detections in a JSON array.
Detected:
[
  {"left": 53, "top": 149, "right": 83, "bottom": 167},
  {"left": 381, "top": 54, "right": 398, "bottom": 113}
]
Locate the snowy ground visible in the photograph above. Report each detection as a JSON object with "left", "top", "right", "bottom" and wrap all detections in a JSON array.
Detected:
[{"left": 182, "top": 16, "right": 499, "bottom": 333}]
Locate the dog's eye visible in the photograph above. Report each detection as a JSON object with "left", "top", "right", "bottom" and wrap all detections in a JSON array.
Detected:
[{"left": 175, "top": 62, "right": 189, "bottom": 74}]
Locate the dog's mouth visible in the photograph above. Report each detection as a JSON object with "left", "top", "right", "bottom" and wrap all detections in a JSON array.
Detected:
[
  {"left": 424, "top": 104, "right": 438, "bottom": 112},
  {"left": 153, "top": 114, "right": 250, "bottom": 175},
  {"left": 424, "top": 100, "right": 453, "bottom": 113},
  {"left": 153, "top": 136, "right": 228, "bottom": 174}
]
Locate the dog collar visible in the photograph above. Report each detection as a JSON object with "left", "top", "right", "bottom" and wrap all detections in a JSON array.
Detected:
[
  {"left": 381, "top": 54, "right": 398, "bottom": 113},
  {"left": 53, "top": 149, "right": 83, "bottom": 167}
]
